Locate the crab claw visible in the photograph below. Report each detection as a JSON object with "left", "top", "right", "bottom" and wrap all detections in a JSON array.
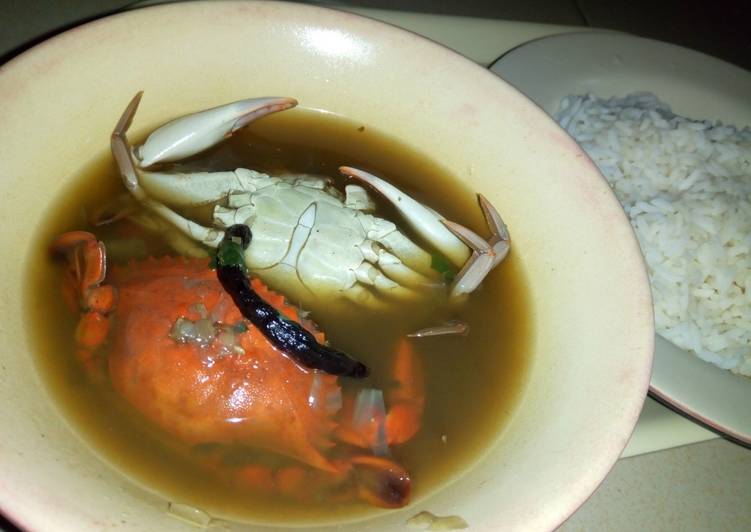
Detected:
[
  {"left": 340, "top": 167, "right": 510, "bottom": 297},
  {"left": 50, "top": 231, "right": 107, "bottom": 301},
  {"left": 111, "top": 93, "right": 297, "bottom": 250},
  {"left": 351, "top": 455, "right": 411, "bottom": 508},
  {"left": 132, "top": 94, "right": 298, "bottom": 167},
  {"left": 442, "top": 194, "right": 510, "bottom": 297},
  {"left": 339, "top": 166, "right": 470, "bottom": 267},
  {"left": 51, "top": 231, "right": 115, "bottom": 376}
]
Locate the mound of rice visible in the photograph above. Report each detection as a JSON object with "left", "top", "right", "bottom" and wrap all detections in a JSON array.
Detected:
[{"left": 554, "top": 92, "right": 751, "bottom": 376}]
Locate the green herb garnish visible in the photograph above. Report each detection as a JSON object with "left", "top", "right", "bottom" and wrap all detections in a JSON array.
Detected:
[{"left": 431, "top": 253, "right": 456, "bottom": 282}]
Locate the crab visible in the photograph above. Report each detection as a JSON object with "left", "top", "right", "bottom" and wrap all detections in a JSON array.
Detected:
[
  {"left": 51, "top": 230, "right": 424, "bottom": 508},
  {"left": 110, "top": 93, "right": 510, "bottom": 310}
]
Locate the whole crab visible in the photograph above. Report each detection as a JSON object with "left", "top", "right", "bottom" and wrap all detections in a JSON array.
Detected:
[
  {"left": 110, "top": 93, "right": 510, "bottom": 311},
  {"left": 52, "top": 231, "right": 423, "bottom": 508}
]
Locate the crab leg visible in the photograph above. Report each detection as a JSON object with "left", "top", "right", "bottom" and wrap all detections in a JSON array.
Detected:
[
  {"left": 385, "top": 339, "right": 425, "bottom": 444},
  {"left": 375, "top": 231, "right": 436, "bottom": 279},
  {"left": 340, "top": 166, "right": 470, "bottom": 267},
  {"left": 443, "top": 193, "right": 510, "bottom": 298},
  {"left": 357, "top": 214, "right": 436, "bottom": 281},
  {"left": 136, "top": 170, "right": 251, "bottom": 208},
  {"left": 111, "top": 94, "right": 241, "bottom": 249},
  {"left": 342, "top": 282, "right": 420, "bottom": 310},
  {"left": 408, "top": 320, "right": 469, "bottom": 337},
  {"left": 373, "top": 249, "right": 435, "bottom": 289},
  {"left": 231, "top": 454, "right": 411, "bottom": 508},
  {"left": 112, "top": 93, "right": 296, "bottom": 214},
  {"left": 336, "top": 339, "right": 424, "bottom": 448},
  {"left": 342, "top": 166, "right": 510, "bottom": 298}
]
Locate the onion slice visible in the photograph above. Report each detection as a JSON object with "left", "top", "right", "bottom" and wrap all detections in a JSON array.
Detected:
[{"left": 353, "top": 388, "right": 389, "bottom": 457}]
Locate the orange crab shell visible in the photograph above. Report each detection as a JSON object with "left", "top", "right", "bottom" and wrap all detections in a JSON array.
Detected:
[
  {"left": 51, "top": 229, "right": 424, "bottom": 509},
  {"left": 106, "top": 257, "right": 342, "bottom": 472}
]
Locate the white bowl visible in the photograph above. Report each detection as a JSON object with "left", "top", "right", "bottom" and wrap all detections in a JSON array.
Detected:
[{"left": 0, "top": 2, "right": 653, "bottom": 530}]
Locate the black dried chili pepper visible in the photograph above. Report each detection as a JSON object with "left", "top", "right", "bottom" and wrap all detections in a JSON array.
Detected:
[{"left": 213, "top": 224, "right": 369, "bottom": 379}]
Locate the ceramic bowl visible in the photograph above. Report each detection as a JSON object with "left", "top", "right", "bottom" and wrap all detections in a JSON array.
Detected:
[{"left": 0, "top": 2, "right": 653, "bottom": 530}]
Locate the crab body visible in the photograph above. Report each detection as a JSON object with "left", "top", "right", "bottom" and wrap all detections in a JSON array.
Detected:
[
  {"left": 110, "top": 93, "right": 510, "bottom": 311},
  {"left": 110, "top": 257, "right": 351, "bottom": 472},
  {"left": 52, "top": 232, "right": 422, "bottom": 507},
  {"left": 140, "top": 167, "right": 437, "bottom": 307}
]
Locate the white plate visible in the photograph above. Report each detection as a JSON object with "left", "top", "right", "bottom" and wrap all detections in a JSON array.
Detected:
[{"left": 490, "top": 31, "right": 751, "bottom": 447}]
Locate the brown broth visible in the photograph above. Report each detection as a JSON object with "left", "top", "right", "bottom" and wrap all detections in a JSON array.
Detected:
[{"left": 25, "top": 108, "right": 532, "bottom": 525}]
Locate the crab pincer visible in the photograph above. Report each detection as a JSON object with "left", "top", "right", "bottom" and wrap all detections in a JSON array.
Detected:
[
  {"left": 213, "top": 224, "right": 369, "bottom": 378},
  {"left": 51, "top": 231, "right": 116, "bottom": 373}
]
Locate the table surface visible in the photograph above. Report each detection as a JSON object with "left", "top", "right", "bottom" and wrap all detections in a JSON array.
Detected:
[{"left": 2, "top": 2, "right": 750, "bottom": 531}]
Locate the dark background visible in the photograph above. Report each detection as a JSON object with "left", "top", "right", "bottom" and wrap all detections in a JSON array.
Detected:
[
  {"left": 1, "top": 0, "right": 749, "bottom": 69},
  {"left": 335, "top": 0, "right": 750, "bottom": 70}
]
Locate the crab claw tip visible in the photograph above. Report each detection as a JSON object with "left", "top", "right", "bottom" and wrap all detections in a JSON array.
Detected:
[{"left": 137, "top": 96, "right": 298, "bottom": 167}]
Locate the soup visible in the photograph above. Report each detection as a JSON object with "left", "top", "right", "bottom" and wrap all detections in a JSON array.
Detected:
[{"left": 26, "top": 107, "right": 531, "bottom": 525}]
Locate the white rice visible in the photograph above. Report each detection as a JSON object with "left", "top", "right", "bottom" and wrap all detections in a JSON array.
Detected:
[{"left": 554, "top": 92, "right": 751, "bottom": 376}]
